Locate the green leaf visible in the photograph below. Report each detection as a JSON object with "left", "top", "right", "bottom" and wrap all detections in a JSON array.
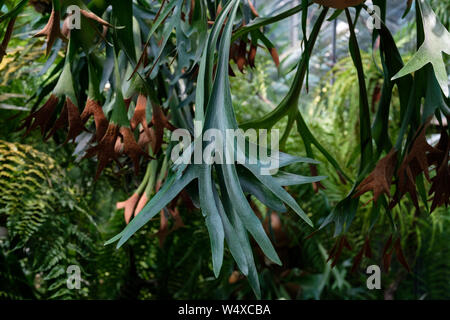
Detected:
[
  {"left": 392, "top": 0, "right": 450, "bottom": 97},
  {"left": 272, "top": 171, "right": 327, "bottom": 186},
  {"left": 111, "top": 0, "right": 136, "bottom": 63},
  {"left": 229, "top": 208, "right": 261, "bottom": 299},
  {"left": 238, "top": 168, "right": 287, "bottom": 213},
  {"left": 243, "top": 161, "right": 314, "bottom": 227},
  {"left": 296, "top": 111, "right": 352, "bottom": 182},
  {"left": 370, "top": 11, "right": 412, "bottom": 155},
  {"left": 198, "top": 0, "right": 282, "bottom": 266},
  {"left": 198, "top": 165, "right": 225, "bottom": 277},
  {"left": 211, "top": 183, "right": 249, "bottom": 276},
  {"left": 240, "top": 7, "right": 328, "bottom": 130},
  {"left": 219, "top": 175, "right": 261, "bottom": 299},
  {"left": 194, "top": 0, "right": 235, "bottom": 124},
  {"left": 0, "top": 0, "right": 28, "bottom": 24},
  {"left": 345, "top": 8, "right": 373, "bottom": 175},
  {"left": 109, "top": 53, "right": 130, "bottom": 126},
  {"left": 108, "top": 166, "right": 197, "bottom": 248},
  {"left": 147, "top": 0, "right": 184, "bottom": 79},
  {"left": 319, "top": 196, "right": 359, "bottom": 236},
  {"left": 232, "top": 0, "right": 313, "bottom": 41}
]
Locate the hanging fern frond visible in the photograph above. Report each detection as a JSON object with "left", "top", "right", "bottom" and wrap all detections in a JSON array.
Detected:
[{"left": 0, "top": 140, "right": 98, "bottom": 299}]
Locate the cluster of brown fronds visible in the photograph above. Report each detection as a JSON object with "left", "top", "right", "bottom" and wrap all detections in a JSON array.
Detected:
[
  {"left": 21, "top": 92, "right": 175, "bottom": 180},
  {"left": 355, "top": 120, "right": 449, "bottom": 213},
  {"left": 349, "top": 119, "right": 449, "bottom": 272}
]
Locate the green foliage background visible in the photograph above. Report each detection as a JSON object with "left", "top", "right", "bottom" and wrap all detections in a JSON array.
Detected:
[{"left": 0, "top": 0, "right": 449, "bottom": 300}]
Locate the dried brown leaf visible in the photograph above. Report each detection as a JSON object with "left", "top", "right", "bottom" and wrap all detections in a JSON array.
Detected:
[
  {"left": 150, "top": 103, "right": 176, "bottom": 154},
  {"left": 309, "top": 164, "right": 326, "bottom": 193},
  {"left": 64, "top": 98, "right": 85, "bottom": 143},
  {"left": 84, "top": 123, "right": 121, "bottom": 180},
  {"left": 34, "top": 7, "right": 66, "bottom": 55},
  {"left": 354, "top": 149, "right": 397, "bottom": 203},
  {"left": 130, "top": 94, "right": 152, "bottom": 140},
  {"left": 394, "top": 238, "right": 411, "bottom": 272},
  {"left": 116, "top": 193, "right": 140, "bottom": 224},
  {"left": 429, "top": 155, "right": 450, "bottom": 212},
  {"left": 119, "top": 126, "right": 150, "bottom": 175},
  {"left": 21, "top": 94, "right": 59, "bottom": 136},
  {"left": 248, "top": 43, "right": 257, "bottom": 69},
  {"left": 80, "top": 99, "right": 108, "bottom": 141}
]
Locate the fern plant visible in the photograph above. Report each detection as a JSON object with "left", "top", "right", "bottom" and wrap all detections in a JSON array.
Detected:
[
  {"left": 0, "top": 0, "right": 449, "bottom": 299},
  {"left": 0, "top": 140, "right": 98, "bottom": 299}
]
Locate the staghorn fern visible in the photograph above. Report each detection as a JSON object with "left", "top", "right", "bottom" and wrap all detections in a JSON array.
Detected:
[{"left": 0, "top": 140, "right": 98, "bottom": 299}]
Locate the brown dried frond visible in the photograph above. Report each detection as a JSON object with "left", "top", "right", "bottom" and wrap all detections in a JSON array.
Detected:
[
  {"left": 427, "top": 129, "right": 449, "bottom": 170},
  {"left": 429, "top": 153, "right": 450, "bottom": 213},
  {"left": 391, "top": 161, "right": 421, "bottom": 210},
  {"left": 80, "top": 9, "right": 112, "bottom": 27},
  {"left": 137, "top": 128, "right": 153, "bottom": 151},
  {"left": 309, "top": 164, "right": 326, "bottom": 193},
  {"left": 327, "top": 236, "right": 352, "bottom": 268},
  {"left": 354, "top": 149, "right": 397, "bottom": 203},
  {"left": 269, "top": 47, "right": 280, "bottom": 68},
  {"left": 169, "top": 207, "right": 184, "bottom": 230},
  {"left": 84, "top": 123, "right": 121, "bottom": 180},
  {"left": 81, "top": 100, "right": 107, "bottom": 139},
  {"left": 382, "top": 235, "right": 394, "bottom": 272},
  {"left": 134, "top": 193, "right": 149, "bottom": 217},
  {"left": 0, "top": 17, "right": 16, "bottom": 64},
  {"left": 119, "top": 127, "right": 150, "bottom": 175},
  {"left": 236, "top": 40, "right": 247, "bottom": 73},
  {"left": 158, "top": 209, "right": 169, "bottom": 247},
  {"left": 116, "top": 193, "right": 140, "bottom": 224},
  {"left": 382, "top": 235, "right": 410, "bottom": 272},
  {"left": 20, "top": 94, "right": 59, "bottom": 136},
  {"left": 130, "top": 94, "right": 152, "bottom": 140},
  {"left": 394, "top": 238, "right": 410, "bottom": 272},
  {"left": 80, "top": 99, "right": 109, "bottom": 141},
  {"left": 248, "top": 0, "right": 259, "bottom": 17},
  {"left": 45, "top": 101, "right": 67, "bottom": 141},
  {"left": 34, "top": 7, "right": 66, "bottom": 55},
  {"left": 405, "top": 123, "right": 436, "bottom": 181},
  {"left": 45, "top": 98, "right": 85, "bottom": 143},
  {"left": 150, "top": 103, "right": 176, "bottom": 154},
  {"left": 248, "top": 44, "right": 257, "bottom": 69},
  {"left": 351, "top": 237, "right": 372, "bottom": 273},
  {"left": 188, "top": 0, "right": 195, "bottom": 24},
  {"left": 64, "top": 98, "right": 85, "bottom": 143},
  {"left": 390, "top": 123, "right": 436, "bottom": 210}
]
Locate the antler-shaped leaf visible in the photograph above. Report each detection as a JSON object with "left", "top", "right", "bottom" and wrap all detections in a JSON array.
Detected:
[
  {"left": 353, "top": 149, "right": 397, "bottom": 203},
  {"left": 392, "top": 0, "right": 450, "bottom": 97},
  {"left": 84, "top": 123, "right": 121, "bottom": 180},
  {"left": 130, "top": 94, "right": 152, "bottom": 140},
  {"left": 106, "top": 0, "right": 326, "bottom": 299},
  {"left": 34, "top": 0, "right": 66, "bottom": 56},
  {"left": 118, "top": 126, "right": 150, "bottom": 175},
  {"left": 20, "top": 94, "right": 59, "bottom": 136},
  {"left": 80, "top": 99, "right": 108, "bottom": 142}
]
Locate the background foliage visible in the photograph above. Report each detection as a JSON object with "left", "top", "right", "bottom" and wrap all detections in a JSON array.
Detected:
[{"left": 0, "top": 0, "right": 449, "bottom": 299}]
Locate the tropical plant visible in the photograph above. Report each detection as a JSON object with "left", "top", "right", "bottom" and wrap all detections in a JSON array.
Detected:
[{"left": 0, "top": 0, "right": 449, "bottom": 299}]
